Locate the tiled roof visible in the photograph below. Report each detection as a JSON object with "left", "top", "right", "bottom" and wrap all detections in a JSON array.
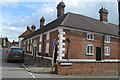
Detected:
[
  {"left": 23, "top": 12, "right": 119, "bottom": 40},
  {"left": 19, "top": 29, "right": 32, "bottom": 38}
]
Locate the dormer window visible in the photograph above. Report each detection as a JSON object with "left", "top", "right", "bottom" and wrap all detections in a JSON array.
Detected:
[
  {"left": 105, "top": 35, "right": 110, "bottom": 43},
  {"left": 87, "top": 33, "right": 94, "bottom": 40}
]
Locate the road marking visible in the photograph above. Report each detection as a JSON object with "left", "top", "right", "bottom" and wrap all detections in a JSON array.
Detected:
[{"left": 22, "top": 63, "right": 36, "bottom": 79}]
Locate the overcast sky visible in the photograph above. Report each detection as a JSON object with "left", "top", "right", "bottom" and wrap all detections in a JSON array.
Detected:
[{"left": 0, "top": 0, "right": 118, "bottom": 42}]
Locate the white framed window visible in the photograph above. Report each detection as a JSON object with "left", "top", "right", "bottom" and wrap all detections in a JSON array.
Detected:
[
  {"left": 86, "top": 44, "right": 94, "bottom": 55},
  {"left": 40, "top": 35, "right": 42, "bottom": 42},
  {"left": 46, "top": 32, "right": 50, "bottom": 40},
  {"left": 105, "top": 35, "right": 110, "bottom": 43},
  {"left": 39, "top": 44, "right": 42, "bottom": 52},
  {"left": 105, "top": 47, "right": 110, "bottom": 56},
  {"left": 46, "top": 43, "right": 49, "bottom": 53},
  {"left": 87, "top": 33, "right": 94, "bottom": 40}
]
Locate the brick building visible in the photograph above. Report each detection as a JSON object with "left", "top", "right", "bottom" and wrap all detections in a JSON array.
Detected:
[
  {"left": 0, "top": 37, "right": 10, "bottom": 49},
  {"left": 18, "top": 25, "right": 36, "bottom": 47},
  {"left": 20, "top": 2, "right": 120, "bottom": 75}
]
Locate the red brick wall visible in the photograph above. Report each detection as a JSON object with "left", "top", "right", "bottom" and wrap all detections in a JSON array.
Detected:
[
  {"left": 63, "top": 29, "right": 119, "bottom": 60},
  {"left": 49, "top": 30, "right": 59, "bottom": 57},
  {"left": 56, "top": 62, "right": 119, "bottom": 75}
]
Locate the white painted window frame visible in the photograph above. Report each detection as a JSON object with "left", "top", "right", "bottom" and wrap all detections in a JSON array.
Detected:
[
  {"left": 27, "top": 46, "right": 29, "bottom": 51},
  {"left": 40, "top": 35, "right": 42, "bottom": 42},
  {"left": 86, "top": 44, "right": 94, "bottom": 55},
  {"left": 31, "top": 39, "right": 32, "bottom": 43},
  {"left": 105, "top": 47, "right": 110, "bottom": 56},
  {"left": 46, "top": 43, "right": 49, "bottom": 53},
  {"left": 105, "top": 35, "right": 110, "bottom": 43},
  {"left": 87, "top": 33, "right": 94, "bottom": 40},
  {"left": 39, "top": 44, "right": 42, "bottom": 52},
  {"left": 46, "top": 32, "right": 50, "bottom": 40}
]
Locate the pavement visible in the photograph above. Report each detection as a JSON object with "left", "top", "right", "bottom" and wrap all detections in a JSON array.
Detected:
[
  {"left": 23, "top": 55, "right": 120, "bottom": 78},
  {"left": 23, "top": 56, "right": 52, "bottom": 74}
]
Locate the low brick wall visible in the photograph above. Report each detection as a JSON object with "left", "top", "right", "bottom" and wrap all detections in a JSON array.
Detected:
[
  {"left": 56, "top": 62, "right": 119, "bottom": 75},
  {"left": 25, "top": 54, "right": 52, "bottom": 67},
  {"left": 36, "top": 57, "right": 52, "bottom": 67}
]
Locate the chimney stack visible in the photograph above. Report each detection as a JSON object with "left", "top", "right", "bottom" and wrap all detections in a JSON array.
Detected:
[
  {"left": 27, "top": 26, "right": 30, "bottom": 30},
  {"left": 40, "top": 17, "right": 45, "bottom": 28},
  {"left": 31, "top": 25, "right": 36, "bottom": 32},
  {"left": 118, "top": 1, "right": 120, "bottom": 35},
  {"left": 99, "top": 7, "right": 108, "bottom": 22},
  {"left": 57, "top": 1, "right": 65, "bottom": 18}
]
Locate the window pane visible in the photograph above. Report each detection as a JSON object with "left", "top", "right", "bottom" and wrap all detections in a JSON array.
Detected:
[
  {"left": 90, "top": 46, "right": 93, "bottom": 53},
  {"left": 90, "top": 35, "right": 92, "bottom": 39},
  {"left": 87, "top": 46, "right": 89, "bottom": 53},
  {"left": 87, "top": 34, "right": 89, "bottom": 39},
  {"left": 108, "top": 47, "right": 110, "bottom": 54}
]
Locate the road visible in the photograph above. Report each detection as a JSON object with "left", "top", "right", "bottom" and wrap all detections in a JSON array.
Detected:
[
  {"left": 1, "top": 49, "right": 119, "bottom": 79},
  {"left": 2, "top": 49, "right": 33, "bottom": 78}
]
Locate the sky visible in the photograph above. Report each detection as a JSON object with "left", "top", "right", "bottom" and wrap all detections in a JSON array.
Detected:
[{"left": 0, "top": 0, "right": 118, "bottom": 42}]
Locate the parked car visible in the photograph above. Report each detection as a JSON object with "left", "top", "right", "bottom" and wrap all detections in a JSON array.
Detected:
[{"left": 7, "top": 46, "right": 24, "bottom": 62}]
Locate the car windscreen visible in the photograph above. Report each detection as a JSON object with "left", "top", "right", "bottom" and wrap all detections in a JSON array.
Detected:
[{"left": 10, "top": 48, "right": 23, "bottom": 53}]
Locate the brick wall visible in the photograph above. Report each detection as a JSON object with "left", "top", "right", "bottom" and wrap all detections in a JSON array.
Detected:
[
  {"left": 63, "top": 29, "right": 119, "bottom": 60},
  {"left": 56, "top": 62, "right": 119, "bottom": 75}
]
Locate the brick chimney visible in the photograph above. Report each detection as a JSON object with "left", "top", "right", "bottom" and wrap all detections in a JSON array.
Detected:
[
  {"left": 118, "top": 1, "right": 120, "bottom": 35},
  {"left": 40, "top": 17, "right": 45, "bottom": 28},
  {"left": 57, "top": 1, "right": 65, "bottom": 18},
  {"left": 27, "top": 26, "right": 30, "bottom": 30},
  {"left": 31, "top": 25, "right": 36, "bottom": 32},
  {"left": 99, "top": 7, "right": 108, "bottom": 22}
]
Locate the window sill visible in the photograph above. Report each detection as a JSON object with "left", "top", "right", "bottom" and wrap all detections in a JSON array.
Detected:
[
  {"left": 105, "top": 54, "right": 110, "bottom": 56},
  {"left": 87, "top": 39, "right": 94, "bottom": 41},
  {"left": 86, "top": 53, "right": 94, "bottom": 56},
  {"left": 105, "top": 41, "right": 110, "bottom": 43}
]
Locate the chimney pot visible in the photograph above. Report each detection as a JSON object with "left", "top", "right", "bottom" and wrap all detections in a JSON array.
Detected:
[
  {"left": 57, "top": 2, "right": 65, "bottom": 18},
  {"left": 99, "top": 7, "right": 108, "bottom": 22},
  {"left": 40, "top": 17, "right": 45, "bottom": 28},
  {"left": 31, "top": 25, "right": 36, "bottom": 32},
  {"left": 27, "top": 26, "right": 30, "bottom": 30}
]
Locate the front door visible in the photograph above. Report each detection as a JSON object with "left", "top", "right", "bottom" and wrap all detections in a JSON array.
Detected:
[{"left": 96, "top": 47, "right": 102, "bottom": 61}]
